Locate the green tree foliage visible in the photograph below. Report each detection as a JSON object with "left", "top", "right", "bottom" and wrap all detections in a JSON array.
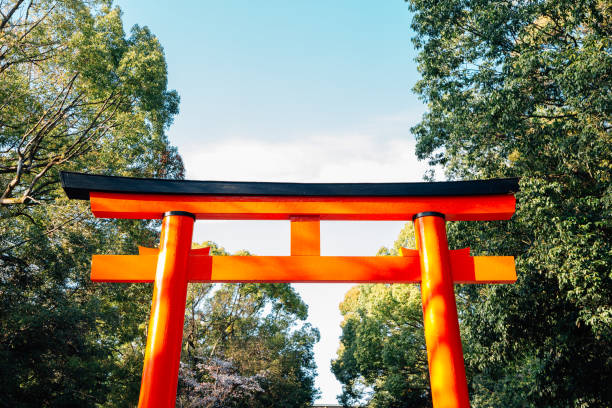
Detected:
[
  {"left": 332, "top": 224, "right": 431, "bottom": 408},
  {"left": 0, "top": 1, "right": 182, "bottom": 406},
  {"left": 177, "top": 242, "right": 320, "bottom": 408},
  {"left": 408, "top": 0, "right": 611, "bottom": 406},
  {"left": 0, "top": 0, "right": 182, "bottom": 205}
]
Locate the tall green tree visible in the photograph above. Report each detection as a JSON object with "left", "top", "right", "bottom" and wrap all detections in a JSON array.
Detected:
[
  {"left": 408, "top": 0, "right": 611, "bottom": 406},
  {"left": 177, "top": 242, "right": 320, "bottom": 408},
  {"left": 0, "top": 0, "right": 182, "bottom": 205},
  {"left": 0, "top": 1, "right": 182, "bottom": 406},
  {"left": 333, "top": 224, "right": 430, "bottom": 408}
]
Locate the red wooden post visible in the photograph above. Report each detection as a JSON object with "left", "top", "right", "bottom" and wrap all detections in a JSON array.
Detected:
[
  {"left": 414, "top": 212, "right": 470, "bottom": 408},
  {"left": 138, "top": 211, "right": 195, "bottom": 408},
  {"left": 290, "top": 216, "right": 320, "bottom": 256}
]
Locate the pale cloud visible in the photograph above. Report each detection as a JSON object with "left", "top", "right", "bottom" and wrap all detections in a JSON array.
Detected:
[
  {"left": 180, "top": 106, "right": 433, "bottom": 183},
  {"left": 182, "top": 132, "right": 429, "bottom": 183}
]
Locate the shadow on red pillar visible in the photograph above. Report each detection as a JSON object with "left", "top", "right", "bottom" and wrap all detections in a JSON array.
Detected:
[
  {"left": 414, "top": 212, "right": 470, "bottom": 408},
  {"left": 138, "top": 212, "right": 195, "bottom": 408}
]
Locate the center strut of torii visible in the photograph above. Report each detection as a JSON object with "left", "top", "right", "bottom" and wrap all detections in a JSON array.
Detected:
[{"left": 61, "top": 171, "right": 519, "bottom": 408}]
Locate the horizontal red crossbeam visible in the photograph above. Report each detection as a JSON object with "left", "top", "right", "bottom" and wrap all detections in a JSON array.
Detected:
[
  {"left": 89, "top": 192, "right": 515, "bottom": 221},
  {"left": 91, "top": 251, "right": 516, "bottom": 284}
]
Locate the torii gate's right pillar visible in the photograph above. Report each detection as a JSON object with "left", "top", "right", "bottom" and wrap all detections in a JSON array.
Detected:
[{"left": 414, "top": 212, "right": 470, "bottom": 408}]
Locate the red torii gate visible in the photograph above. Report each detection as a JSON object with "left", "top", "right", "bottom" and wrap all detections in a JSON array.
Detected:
[{"left": 61, "top": 171, "right": 519, "bottom": 408}]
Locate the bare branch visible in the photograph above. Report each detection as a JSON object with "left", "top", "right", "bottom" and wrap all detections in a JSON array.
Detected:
[{"left": 0, "top": 0, "right": 26, "bottom": 32}]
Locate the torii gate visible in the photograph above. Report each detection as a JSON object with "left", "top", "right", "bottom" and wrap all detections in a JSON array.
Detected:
[{"left": 61, "top": 171, "right": 519, "bottom": 408}]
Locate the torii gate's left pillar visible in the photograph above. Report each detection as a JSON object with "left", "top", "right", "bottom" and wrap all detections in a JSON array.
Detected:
[{"left": 138, "top": 211, "right": 195, "bottom": 408}]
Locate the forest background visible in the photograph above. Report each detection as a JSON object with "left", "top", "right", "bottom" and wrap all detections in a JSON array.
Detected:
[{"left": 1, "top": 1, "right": 610, "bottom": 407}]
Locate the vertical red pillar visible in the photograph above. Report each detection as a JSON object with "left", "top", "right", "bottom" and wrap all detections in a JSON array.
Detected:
[
  {"left": 138, "top": 211, "right": 195, "bottom": 408},
  {"left": 290, "top": 216, "right": 320, "bottom": 256},
  {"left": 414, "top": 212, "right": 470, "bottom": 408}
]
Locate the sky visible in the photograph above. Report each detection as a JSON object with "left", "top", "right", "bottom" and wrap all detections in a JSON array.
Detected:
[{"left": 115, "top": 1, "right": 429, "bottom": 404}]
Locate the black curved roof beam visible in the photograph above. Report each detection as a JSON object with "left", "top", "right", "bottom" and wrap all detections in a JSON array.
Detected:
[{"left": 60, "top": 171, "right": 519, "bottom": 200}]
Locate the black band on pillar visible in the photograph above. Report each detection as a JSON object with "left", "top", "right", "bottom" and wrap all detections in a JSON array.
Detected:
[
  {"left": 412, "top": 211, "right": 445, "bottom": 221},
  {"left": 163, "top": 211, "right": 196, "bottom": 220}
]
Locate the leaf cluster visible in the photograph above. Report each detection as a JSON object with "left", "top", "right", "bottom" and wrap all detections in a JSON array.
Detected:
[
  {"left": 0, "top": 0, "right": 182, "bottom": 206},
  {"left": 178, "top": 242, "right": 320, "bottom": 408},
  {"left": 1, "top": 1, "right": 183, "bottom": 406},
  {"left": 408, "top": 0, "right": 611, "bottom": 406}
]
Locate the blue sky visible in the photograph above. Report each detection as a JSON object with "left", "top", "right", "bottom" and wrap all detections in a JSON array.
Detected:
[{"left": 115, "top": 1, "right": 428, "bottom": 404}]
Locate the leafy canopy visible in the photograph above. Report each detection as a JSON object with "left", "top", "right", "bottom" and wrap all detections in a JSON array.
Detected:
[
  {"left": 1, "top": 1, "right": 182, "bottom": 406},
  {"left": 408, "top": 0, "right": 611, "bottom": 406}
]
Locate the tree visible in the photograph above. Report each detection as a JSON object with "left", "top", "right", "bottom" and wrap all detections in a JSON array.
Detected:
[
  {"left": 0, "top": 1, "right": 182, "bottom": 406},
  {"left": 332, "top": 224, "right": 431, "bottom": 408},
  {"left": 177, "top": 242, "right": 320, "bottom": 408},
  {"left": 177, "top": 358, "right": 265, "bottom": 408},
  {"left": 408, "top": 0, "right": 611, "bottom": 406},
  {"left": 0, "top": 0, "right": 181, "bottom": 205}
]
